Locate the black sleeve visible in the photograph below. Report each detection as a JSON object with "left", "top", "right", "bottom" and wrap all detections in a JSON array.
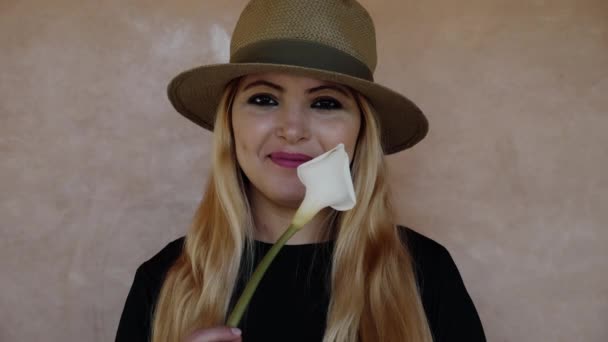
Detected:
[
  {"left": 115, "top": 265, "right": 155, "bottom": 342},
  {"left": 431, "top": 245, "right": 486, "bottom": 342},
  {"left": 115, "top": 237, "right": 185, "bottom": 342}
]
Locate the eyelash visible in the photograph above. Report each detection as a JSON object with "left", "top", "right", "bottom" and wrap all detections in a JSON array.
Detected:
[{"left": 247, "top": 94, "right": 343, "bottom": 110}]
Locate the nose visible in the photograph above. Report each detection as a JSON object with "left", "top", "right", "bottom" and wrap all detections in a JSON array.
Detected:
[{"left": 275, "top": 104, "right": 310, "bottom": 143}]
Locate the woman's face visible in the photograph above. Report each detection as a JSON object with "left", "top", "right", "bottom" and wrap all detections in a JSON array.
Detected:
[{"left": 231, "top": 72, "right": 361, "bottom": 209}]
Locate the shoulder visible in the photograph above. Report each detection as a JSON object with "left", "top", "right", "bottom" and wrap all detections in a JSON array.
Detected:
[
  {"left": 137, "top": 236, "right": 186, "bottom": 283},
  {"left": 116, "top": 236, "right": 186, "bottom": 341},
  {"left": 396, "top": 225, "right": 487, "bottom": 341},
  {"left": 396, "top": 224, "right": 452, "bottom": 268},
  {"left": 395, "top": 224, "right": 460, "bottom": 288},
  {"left": 395, "top": 225, "right": 464, "bottom": 304}
]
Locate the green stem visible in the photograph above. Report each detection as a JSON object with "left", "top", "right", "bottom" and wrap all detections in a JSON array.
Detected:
[{"left": 226, "top": 223, "right": 300, "bottom": 327}]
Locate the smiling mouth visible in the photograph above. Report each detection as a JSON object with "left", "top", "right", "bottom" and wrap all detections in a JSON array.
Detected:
[{"left": 268, "top": 152, "right": 312, "bottom": 169}]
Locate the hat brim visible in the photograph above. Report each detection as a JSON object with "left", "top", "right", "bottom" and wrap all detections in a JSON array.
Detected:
[{"left": 167, "top": 63, "right": 428, "bottom": 154}]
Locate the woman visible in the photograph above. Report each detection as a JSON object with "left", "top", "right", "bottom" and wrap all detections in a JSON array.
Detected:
[{"left": 116, "top": 0, "right": 486, "bottom": 341}]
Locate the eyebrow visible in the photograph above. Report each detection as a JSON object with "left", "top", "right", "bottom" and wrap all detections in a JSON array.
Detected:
[{"left": 242, "top": 80, "right": 350, "bottom": 97}]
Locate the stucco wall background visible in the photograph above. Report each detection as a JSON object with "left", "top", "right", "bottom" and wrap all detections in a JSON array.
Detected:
[{"left": 1, "top": 0, "right": 606, "bottom": 341}]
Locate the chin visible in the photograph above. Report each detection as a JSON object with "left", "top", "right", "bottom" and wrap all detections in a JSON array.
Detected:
[{"left": 269, "top": 190, "right": 305, "bottom": 209}]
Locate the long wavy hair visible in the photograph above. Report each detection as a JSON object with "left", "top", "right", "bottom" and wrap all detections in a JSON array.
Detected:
[{"left": 151, "top": 76, "right": 433, "bottom": 342}]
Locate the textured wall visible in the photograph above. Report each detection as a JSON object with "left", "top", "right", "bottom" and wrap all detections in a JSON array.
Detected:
[{"left": 1, "top": 0, "right": 606, "bottom": 341}]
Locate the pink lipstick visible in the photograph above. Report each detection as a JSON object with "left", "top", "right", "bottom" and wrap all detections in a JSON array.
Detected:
[{"left": 269, "top": 151, "right": 313, "bottom": 169}]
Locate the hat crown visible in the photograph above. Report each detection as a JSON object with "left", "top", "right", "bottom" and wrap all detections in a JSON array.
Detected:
[{"left": 230, "top": 0, "right": 377, "bottom": 73}]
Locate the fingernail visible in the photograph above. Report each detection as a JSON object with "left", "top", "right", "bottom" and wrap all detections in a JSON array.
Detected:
[{"left": 231, "top": 328, "right": 242, "bottom": 336}]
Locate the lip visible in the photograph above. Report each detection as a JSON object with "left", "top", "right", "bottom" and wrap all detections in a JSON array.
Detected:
[{"left": 269, "top": 151, "right": 313, "bottom": 169}]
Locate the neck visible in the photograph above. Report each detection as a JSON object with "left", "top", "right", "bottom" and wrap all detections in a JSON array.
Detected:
[{"left": 248, "top": 188, "right": 333, "bottom": 245}]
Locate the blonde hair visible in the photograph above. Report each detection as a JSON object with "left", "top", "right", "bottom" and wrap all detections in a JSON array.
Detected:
[{"left": 151, "top": 78, "right": 433, "bottom": 342}]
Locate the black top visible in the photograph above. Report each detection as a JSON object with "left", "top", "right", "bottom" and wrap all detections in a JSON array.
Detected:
[{"left": 116, "top": 226, "right": 486, "bottom": 341}]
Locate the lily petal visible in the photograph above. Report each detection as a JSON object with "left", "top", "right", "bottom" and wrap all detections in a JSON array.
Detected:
[{"left": 293, "top": 143, "right": 357, "bottom": 225}]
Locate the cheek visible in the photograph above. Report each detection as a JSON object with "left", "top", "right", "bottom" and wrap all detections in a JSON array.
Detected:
[
  {"left": 231, "top": 110, "right": 273, "bottom": 159},
  {"left": 231, "top": 112, "right": 255, "bottom": 168},
  {"left": 231, "top": 116, "right": 247, "bottom": 157},
  {"left": 317, "top": 118, "right": 361, "bottom": 156}
]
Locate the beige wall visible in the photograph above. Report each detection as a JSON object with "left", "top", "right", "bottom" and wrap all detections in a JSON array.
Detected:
[{"left": 1, "top": 0, "right": 606, "bottom": 341}]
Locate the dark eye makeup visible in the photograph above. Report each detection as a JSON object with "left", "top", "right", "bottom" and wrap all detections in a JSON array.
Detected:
[
  {"left": 246, "top": 94, "right": 343, "bottom": 110},
  {"left": 247, "top": 93, "right": 277, "bottom": 106},
  {"left": 312, "top": 97, "right": 343, "bottom": 110}
]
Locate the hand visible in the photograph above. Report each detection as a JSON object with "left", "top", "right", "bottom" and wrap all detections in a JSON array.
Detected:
[{"left": 185, "top": 326, "right": 243, "bottom": 342}]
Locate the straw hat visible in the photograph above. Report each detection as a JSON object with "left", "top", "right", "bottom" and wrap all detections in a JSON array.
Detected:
[{"left": 167, "top": 0, "right": 428, "bottom": 154}]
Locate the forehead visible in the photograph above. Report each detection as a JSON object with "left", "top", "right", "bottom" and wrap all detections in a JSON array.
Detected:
[{"left": 238, "top": 71, "right": 350, "bottom": 91}]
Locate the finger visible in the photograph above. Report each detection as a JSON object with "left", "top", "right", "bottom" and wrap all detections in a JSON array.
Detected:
[{"left": 186, "top": 327, "right": 242, "bottom": 342}]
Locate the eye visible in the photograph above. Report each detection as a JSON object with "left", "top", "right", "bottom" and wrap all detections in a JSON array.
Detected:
[
  {"left": 247, "top": 94, "right": 278, "bottom": 106},
  {"left": 312, "top": 97, "right": 342, "bottom": 110}
]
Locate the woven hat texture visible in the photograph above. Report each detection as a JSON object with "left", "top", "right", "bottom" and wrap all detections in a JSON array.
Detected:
[{"left": 167, "top": 0, "right": 428, "bottom": 154}]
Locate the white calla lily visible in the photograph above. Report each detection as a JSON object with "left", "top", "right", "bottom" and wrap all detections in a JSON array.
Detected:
[
  {"left": 293, "top": 143, "right": 357, "bottom": 226},
  {"left": 227, "top": 143, "right": 357, "bottom": 327}
]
